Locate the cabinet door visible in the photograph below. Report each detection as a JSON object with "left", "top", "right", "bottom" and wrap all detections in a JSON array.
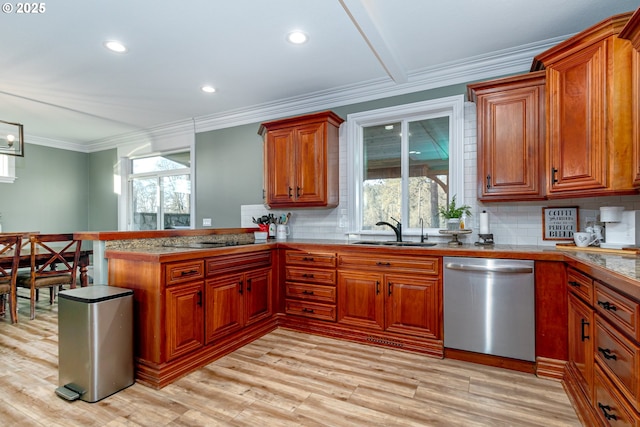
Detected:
[
  {"left": 265, "top": 128, "right": 295, "bottom": 206},
  {"left": 547, "top": 41, "right": 607, "bottom": 193},
  {"left": 205, "top": 273, "right": 244, "bottom": 343},
  {"left": 385, "top": 274, "right": 441, "bottom": 339},
  {"left": 244, "top": 267, "right": 272, "bottom": 326},
  {"left": 294, "top": 121, "right": 327, "bottom": 205},
  {"left": 568, "top": 293, "right": 594, "bottom": 403},
  {"left": 473, "top": 72, "right": 545, "bottom": 201},
  {"left": 166, "top": 281, "right": 204, "bottom": 361},
  {"left": 337, "top": 270, "right": 384, "bottom": 331}
]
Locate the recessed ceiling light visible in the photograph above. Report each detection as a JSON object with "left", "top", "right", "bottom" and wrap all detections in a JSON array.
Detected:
[
  {"left": 201, "top": 85, "right": 216, "bottom": 93},
  {"left": 287, "top": 31, "right": 308, "bottom": 44},
  {"left": 104, "top": 40, "right": 127, "bottom": 53}
]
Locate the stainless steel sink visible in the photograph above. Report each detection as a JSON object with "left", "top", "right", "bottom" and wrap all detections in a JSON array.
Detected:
[{"left": 353, "top": 241, "right": 437, "bottom": 247}]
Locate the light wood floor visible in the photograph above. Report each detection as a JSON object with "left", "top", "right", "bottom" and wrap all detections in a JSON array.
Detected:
[{"left": 0, "top": 295, "right": 582, "bottom": 426}]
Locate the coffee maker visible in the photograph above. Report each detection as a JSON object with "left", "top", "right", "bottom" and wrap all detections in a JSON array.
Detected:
[{"left": 600, "top": 207, "right": 640, "bottom": 249}]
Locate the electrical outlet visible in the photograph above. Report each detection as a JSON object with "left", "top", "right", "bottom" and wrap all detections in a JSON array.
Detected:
[{"left": 203, "top": 218, "right": 212, "bottom": 227}]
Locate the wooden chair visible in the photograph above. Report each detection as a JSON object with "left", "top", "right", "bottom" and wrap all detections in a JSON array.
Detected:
[
  {"left": 16, "top": 233, "right": 81, "bottom": 320},
  {"left": 0, "top": 234, "right": 22, "bottom": 324}
]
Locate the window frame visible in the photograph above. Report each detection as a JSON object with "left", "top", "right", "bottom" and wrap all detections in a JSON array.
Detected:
[{"left": 346, "top": 95, "right": 465, "bottom": 237}]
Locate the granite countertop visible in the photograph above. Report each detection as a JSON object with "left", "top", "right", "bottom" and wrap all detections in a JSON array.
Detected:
[{"left": 102, "top": 235, "right": 640, "bottom": 292}]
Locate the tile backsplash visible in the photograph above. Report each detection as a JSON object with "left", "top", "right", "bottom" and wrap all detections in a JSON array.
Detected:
[{"left": 242, "top": 101, "right": 640, "bottom": 246}]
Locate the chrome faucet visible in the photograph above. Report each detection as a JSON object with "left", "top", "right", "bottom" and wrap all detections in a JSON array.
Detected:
[{"left": 376, "top": 217, "right": 402, "bottom": 242}]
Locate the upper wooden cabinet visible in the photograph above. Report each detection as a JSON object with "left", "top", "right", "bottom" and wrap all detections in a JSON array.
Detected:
[
  {"left": 620, "top": 9, "right": 640, "bottom": 186},
  {"left": 532, "top": 12, "right": 637, "bottom": 198},
  {"left": 258, "top": 111, "right": 344, "bottom": 208},
  {"left": 468, "top": 71, "right": 546, "bottom": 201}
]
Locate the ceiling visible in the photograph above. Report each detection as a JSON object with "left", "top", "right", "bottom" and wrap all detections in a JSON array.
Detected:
[{"left": 1, "top": 0, "right": 638, "bottom": 152}]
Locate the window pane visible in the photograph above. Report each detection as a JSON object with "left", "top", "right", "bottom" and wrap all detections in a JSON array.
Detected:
[
  {"left": 163, "top": 174, "right": 191, "bottom": 229},
  {"left": 132, "top": 177, "right": 158, "bottom": 230},
  {"left": 362, "top": 122, "right": 401, "bottom": 230},
  {"left": 408, "top": 117, "right": 450, "bottom": 229},
  {"left": 132, "top": 153, "right": 190, "bottom": 174}
]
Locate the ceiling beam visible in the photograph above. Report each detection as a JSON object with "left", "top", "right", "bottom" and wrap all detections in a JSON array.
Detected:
[{"left": 339, "top": 0, "right": 408, "bottom": 84}]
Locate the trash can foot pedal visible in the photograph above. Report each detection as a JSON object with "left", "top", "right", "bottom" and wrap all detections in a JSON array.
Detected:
[{"left": 55, "top": 383, "right": 85, "bottom": 401}]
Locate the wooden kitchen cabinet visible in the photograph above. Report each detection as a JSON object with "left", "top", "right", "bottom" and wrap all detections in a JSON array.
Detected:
[
  {"left": 205, "top": 252, "right": 272, "bottom": 343},
  {"left": 337, "top": 252, "right": 441, "bottom": 340},
  {"left": 258, "top": 111, "right": 344, "bottom": 208},
  {"left": 166, "top": 280, "right": 204, "bottom": 361},
  {"left": 532, "top": 12, "right": 637, "bottom": 198},
  {"left": 564, "top": 265, "right": 640, "bottom": 425},
  {"left": 284, "top": 250, "right": 337, "bottom": 322},
  {"left": 468, "top": 71, "right": 546, "bottom": 201}
]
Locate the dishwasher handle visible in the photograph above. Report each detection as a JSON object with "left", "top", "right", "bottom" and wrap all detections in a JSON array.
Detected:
[{"left": 445, "top": 262, "right": 533, "bottom": 274}]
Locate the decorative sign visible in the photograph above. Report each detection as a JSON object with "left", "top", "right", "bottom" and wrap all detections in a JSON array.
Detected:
[{"left": 542, "top": 206, "right": 579, "bottom": 240}]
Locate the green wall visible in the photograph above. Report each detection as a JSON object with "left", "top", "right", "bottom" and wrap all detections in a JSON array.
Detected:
[
  {"left": 196, "top": 123, "right": 264, "bottom": 228},
  {"left": 0, "top": 144, "right": 89, "bottom": 233},
  {"left": 87, "top": 148, "right": 118, "bottom": 231}
]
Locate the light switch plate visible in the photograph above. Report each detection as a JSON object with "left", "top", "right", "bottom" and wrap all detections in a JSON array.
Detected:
[{"left": 203, "top": 218, "right": 212, "bottom": 227}]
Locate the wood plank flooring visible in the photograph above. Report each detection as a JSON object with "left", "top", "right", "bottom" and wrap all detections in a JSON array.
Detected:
[{"left": 0, "top": 295, "right": 582, "bottom": 426}]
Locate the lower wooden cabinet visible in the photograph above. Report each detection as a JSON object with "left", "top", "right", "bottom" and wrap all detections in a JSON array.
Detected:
[
  {"left": 337, "top": 270, "right": 440, "bottom": 339},
  {"left": 206, "top": 266, "right": 272, "bottom": 343},
  {"left": 568, "top": 291, "right": 594, "bottom": 403},
  {"left": 166, "top": 281, "right": 204, "bottom": 361},
  {"left": 337, "top": 252, "right": 441, "bottom": 341},
  {"left": 565, "top": 266, "right": 640, "bottom": 425},
  {"left": 284, "top": 249, "right": 337, "bottom": 321}
]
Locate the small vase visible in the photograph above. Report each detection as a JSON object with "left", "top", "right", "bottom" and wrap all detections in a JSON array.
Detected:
[{"left": 447, "top": 218, "right": 460, "bottom": 231}]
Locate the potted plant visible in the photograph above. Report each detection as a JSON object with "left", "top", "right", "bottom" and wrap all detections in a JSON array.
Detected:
[{"left": 439, "top": 195, "right": 472, "bottom": 230}]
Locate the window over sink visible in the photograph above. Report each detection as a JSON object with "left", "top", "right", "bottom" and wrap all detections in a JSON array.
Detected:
[{"left": 346, "top": 95, "right": 464, "bottom": 236}]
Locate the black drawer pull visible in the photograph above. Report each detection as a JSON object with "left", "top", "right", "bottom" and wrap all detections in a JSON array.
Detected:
[
  {"left": 302, "top": 308, "right": 315, "bottom": 314},
  {"left": 486, "top": 174, "right": 491, "bottom": 190},
  {"left": 180, "top": 269, "right": 199, "bottom": 276},
  {"left": 580, "top": 319, "right": 589, "bottom": 341},
  {"left": 247, "top": 278, "right": 252, "bottom": 292},
  {"left": 302, "top": 273, "right": 315, "bottom": 278},
  {"left": 597, "top": 347, "right": 617, "bottom": 360},
  {"left": 376, "top": 262, "right": 391, "bottom": 267},
  {"left": 597, "top": 300, "right": 617, "bottom": 311},
  {"left": 598, "top": 403, "right": 618, "bottom": 421},
  {"left": 302, "top": 257, "right": 315, "bottom": 262},
  {"left": 376, "top": 280, "right": 380, "bottom": 295},
  {"left": 239, "top": 280, "right": 243, "bottom": 295},
  {"left": 568, "top": 280, "right": 580, "bottom": 287},
  {"left": 301, "top": 290, "right": 315, "bottom": 295},
  {"left": 388, "top": 282, "right": 392, "bottom": 296}
]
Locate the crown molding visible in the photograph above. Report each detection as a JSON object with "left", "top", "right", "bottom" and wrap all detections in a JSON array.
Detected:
[{"left": 60, "top": 35, "right": 568, "bottom": 153}]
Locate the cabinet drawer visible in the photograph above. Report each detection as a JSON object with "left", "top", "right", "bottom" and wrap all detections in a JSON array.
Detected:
[
  {"left": 165, "top": 260, "right": 205, "bottom": 286},
  {"left": 285, "top": 299, "right": 336, "bottom": 322},
  {"left": 338, "top": 253, "right": 439, "bottom": 275},
  {"left": 596, "top": 282, "right": 640, "bottom": 341},
  {"left": 567, "top": 267, "right": 594, "bottom": 304},
  {"left": 206, "top": 250, "right": 271, "bottom": 276},
  {"left": 285, "top": 282, "right": 336, "bottom": 304},
  {"left": 285, "top": 250, "right": 336, "bottom": 268},
  {"left": 595, "top": 315, "right": 640, "bottom": 412},
  {"left": 285, "top": 266, "right": 336, "bottom": 285},
  {"left": 594, "top": 365, "right": 640, "bottom": 427}
]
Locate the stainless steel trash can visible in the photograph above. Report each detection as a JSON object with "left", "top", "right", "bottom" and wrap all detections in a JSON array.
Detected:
[{"left": 57, "top": 286, "right": 134, "bottom": 402}]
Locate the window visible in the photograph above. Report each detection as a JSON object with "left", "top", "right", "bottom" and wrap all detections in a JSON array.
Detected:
[
  {"left": 0, "top": 155, "right": 16, "bottom": 183},
  {"left": 128, "top": 152, "right": 191, "bottom": 230},
  {"left": 346, "top": 95, "right": 464, "bottom": 236}
]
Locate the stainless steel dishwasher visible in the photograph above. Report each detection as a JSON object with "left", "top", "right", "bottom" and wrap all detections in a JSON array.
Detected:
[{"left": 443, "top": 257, "right": 535, "bottom": 361}]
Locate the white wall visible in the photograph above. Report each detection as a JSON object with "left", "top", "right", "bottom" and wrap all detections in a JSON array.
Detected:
[{"left": 242, "top": 101, "right": 640, "bottom": 246}]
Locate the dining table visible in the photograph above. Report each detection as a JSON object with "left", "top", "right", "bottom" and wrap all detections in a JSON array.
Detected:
[{"left": 0, "top": 233, "right": 92, "bottom": 287}]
